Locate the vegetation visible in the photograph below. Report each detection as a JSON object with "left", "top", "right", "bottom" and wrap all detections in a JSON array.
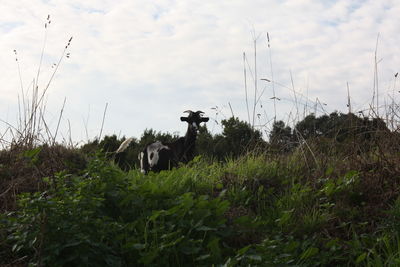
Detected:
[{"left": 1, "top": 112, "right": 400, "bottom": 266}]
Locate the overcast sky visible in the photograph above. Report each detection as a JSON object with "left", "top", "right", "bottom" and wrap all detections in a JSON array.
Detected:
[{"left": 0, "top": 0, "right": 399, "bottom": 144}]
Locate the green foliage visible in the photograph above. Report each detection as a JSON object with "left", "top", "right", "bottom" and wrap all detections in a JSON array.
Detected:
[
  {"left": 269, "top": 112, "right": 392, "bottom": 154},
  {"left": 0, "top": 154, "right": 238, "bottom": 266},
  {"left": 269, "top": 120, "right": 294, "bottom": 152},
  {"left": 2, "top": 136, "right": 400, "bottom": 266},
  {"left": 22, "top": 147, "right": 42, "bottom": 165},
  {"left": 219, "top": 117, "right": 265, "bottom": 158}
]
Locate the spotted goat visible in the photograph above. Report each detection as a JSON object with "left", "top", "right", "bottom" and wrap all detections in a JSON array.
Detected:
[{"left": 117, "top": 110, "right": 209, "bottom": 174}]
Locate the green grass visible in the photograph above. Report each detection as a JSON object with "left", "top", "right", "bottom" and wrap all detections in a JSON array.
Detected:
[{"left": 1, "top": 149, "right": 400, "bottom": 266}]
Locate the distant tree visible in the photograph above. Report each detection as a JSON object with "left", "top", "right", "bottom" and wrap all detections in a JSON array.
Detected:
[
  {"left": 294, "top": 112, "right": 390, "bottom": 143},
  {"left": 80, "top": 139, "right": 99, "bottom": 155},
  {"left": 269, "top": 120, "right": 294, "bottom": 151},
  {"left": 294, "top": 114, "right": 318, "bottom": 140},
  {"left": 220, "top": 117, "right": 265, "bottom": 158},
  {"left": 99, "top": 135, "right": 122, "bottom": 153},
  {"left": 195, "top": 118, "right": 266, "bottom": 160},
  {"left": 138, "top": 129, "right": 177, "bottom": 147}
]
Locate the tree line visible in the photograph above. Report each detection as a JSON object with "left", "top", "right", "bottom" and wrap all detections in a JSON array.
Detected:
[{"left": 81, "top": 112, "right": 393, "bottom": 170}]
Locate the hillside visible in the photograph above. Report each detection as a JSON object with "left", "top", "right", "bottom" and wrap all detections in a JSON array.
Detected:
[{"left": 1, "top": 124, "right": 400, "bottom": 266}]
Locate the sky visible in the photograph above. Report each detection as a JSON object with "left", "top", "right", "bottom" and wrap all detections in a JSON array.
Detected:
[{"left": 0, "top": 0, "right": 399, "bottom": 145}]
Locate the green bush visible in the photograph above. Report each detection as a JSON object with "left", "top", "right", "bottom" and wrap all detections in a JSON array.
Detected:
[
  {"left": 1, "top": 154, "right": 238, "bottom": 266},
  {"left": 2, "top": 143, "right": 400, "bottom": 266}
]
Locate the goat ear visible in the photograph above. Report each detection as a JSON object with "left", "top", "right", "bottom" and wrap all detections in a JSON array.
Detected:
[
  {"left": 180, "top": 117, "right": 188, "bottom": 122},
  {"left": 201, "top": 117, "right": 209, "bottom": 122}
]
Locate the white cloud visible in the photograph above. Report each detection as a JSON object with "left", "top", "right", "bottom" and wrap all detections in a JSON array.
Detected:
[{"left": 0, "top": 0, "right": 399, "bottom": 143}]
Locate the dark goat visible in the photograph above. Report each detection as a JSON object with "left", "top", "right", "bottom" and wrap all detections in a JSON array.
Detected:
[{"left": 138, "top": 110, "right": 209, "bottom": 174}]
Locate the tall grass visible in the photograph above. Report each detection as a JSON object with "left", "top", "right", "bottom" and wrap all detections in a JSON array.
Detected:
[{"left": 1, "top": 15, "right": 73, "bottom": 149}]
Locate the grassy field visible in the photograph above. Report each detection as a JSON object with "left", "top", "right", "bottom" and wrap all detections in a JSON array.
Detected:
[{"left": 1, "top": 135, "right": 400, "bottom": 266}]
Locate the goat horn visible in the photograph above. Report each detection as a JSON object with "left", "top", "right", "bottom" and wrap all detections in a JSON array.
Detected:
[
  {"left": 196, "top": 110, "right": 205, "bottom": 114},
  {"left": 183, "top": 110, "right": 193, "bottom": 114}
]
